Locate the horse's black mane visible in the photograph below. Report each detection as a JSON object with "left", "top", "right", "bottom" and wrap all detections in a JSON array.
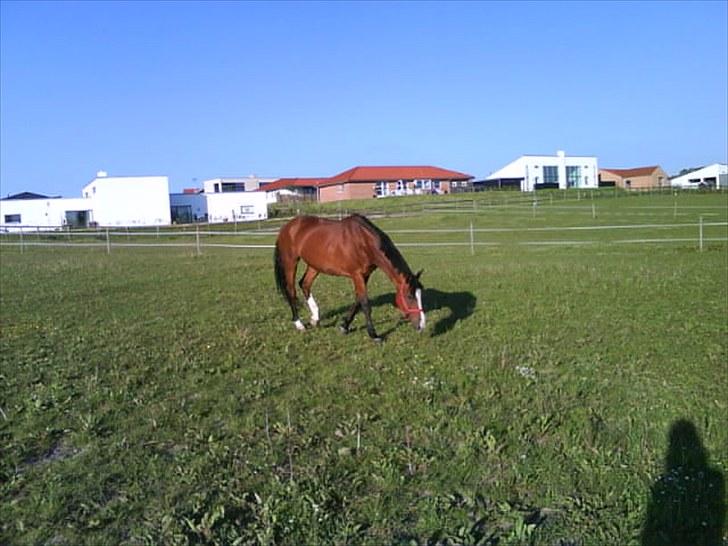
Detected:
[{"left": 350, "top": 214, "right": 421, "bottom": 288}]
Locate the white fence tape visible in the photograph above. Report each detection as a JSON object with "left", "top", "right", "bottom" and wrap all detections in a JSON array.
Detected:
[{"left": 1, "top": 222, "right": 725, "bottom": 252}]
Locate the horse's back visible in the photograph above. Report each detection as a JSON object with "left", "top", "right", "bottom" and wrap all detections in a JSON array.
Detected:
[{"left": 277, "top": 215, "right": 376, "bottom": 275}]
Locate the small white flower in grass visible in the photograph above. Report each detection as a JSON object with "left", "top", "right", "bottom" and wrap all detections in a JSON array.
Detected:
[{"left": 515, "top": 365, "right": 537, "bottom": 380}]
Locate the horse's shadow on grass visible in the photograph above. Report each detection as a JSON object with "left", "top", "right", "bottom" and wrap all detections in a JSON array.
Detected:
[{"left": 320, "top": 288, "right": 476, "bottom": 338}]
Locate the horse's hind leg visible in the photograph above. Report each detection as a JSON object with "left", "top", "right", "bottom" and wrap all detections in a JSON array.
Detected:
[
  {"left": 279, "top": 251, "right": 305, "bottom": 331},
  {"left": 298, "top": 266, "right": 320, "bottom": 326}
]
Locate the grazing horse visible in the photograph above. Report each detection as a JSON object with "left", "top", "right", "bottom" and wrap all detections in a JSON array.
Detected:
[{"left": 274, "top": 214, "right": 425, "bottom": 341}]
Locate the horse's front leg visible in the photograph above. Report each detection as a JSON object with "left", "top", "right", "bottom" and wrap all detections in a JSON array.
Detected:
[
  {"left": 340, "top": 301, "right": 360, "bottom": 334},
  {"left": 351, "top": 274, "right": 381, "bottom": 342}
]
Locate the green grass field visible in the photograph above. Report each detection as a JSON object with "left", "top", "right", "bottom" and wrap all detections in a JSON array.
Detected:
[{"left": 1, "top": 191, "right": 727, "bottom": 545}]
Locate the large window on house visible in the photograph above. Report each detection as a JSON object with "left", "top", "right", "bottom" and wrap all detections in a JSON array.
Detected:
[
  {"left": 4, "top": 214, "right": 21, "bottom": 223},
  {"left": 543, "top": 166, "right": 559, "bottom": 184},
  {"left": 375, "top": 181, "right": 388, "bottom": 197},
  {"left": 222, "top": 182, "right": 246, "bottom": 192},
  {"left": 566, "top": 166, "right": 581, "bottom": 188}
]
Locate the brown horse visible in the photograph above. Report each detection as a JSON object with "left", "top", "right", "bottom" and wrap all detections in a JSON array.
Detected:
[{"left": 274, "top": 214, "right": 425, "bottom": 341}]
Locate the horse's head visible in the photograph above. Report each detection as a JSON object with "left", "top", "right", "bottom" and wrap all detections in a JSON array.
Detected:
[{"left": 396, "top": 270, "right": 425, "bottom": 332}]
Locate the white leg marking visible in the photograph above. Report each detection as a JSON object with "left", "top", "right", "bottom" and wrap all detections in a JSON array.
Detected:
[
  {"left": 294, "top": 319, "right": 306, "bottom": 331},
  {"left": 416, "top": 288, "right": 426, "bottom": 330},
  {"left": 307, "top": 295, "right": 320, "bottom": 325}
]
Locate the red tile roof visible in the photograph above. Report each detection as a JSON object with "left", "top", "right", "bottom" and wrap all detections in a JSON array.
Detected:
[
  {"left": 323, "top": 166, "right": 473, "bottom": 186},
  {"left": 261, "top": 177, "right": 327, "bottom": 192},
  {"left": 600, "top": 166, "right": 661, "bottom": 178},
  {"left": 263, "top": 166, "right": 473, "bottom": 192}
]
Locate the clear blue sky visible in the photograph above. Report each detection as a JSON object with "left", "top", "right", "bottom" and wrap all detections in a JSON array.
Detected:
[{"left": 1, "top": 0, "right": 726, "bottom": 196}]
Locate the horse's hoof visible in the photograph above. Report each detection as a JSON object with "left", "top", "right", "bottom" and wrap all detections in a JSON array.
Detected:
[
  {"left": 294, "top": 319, "right": 306, "bottom": 331},
  {"left": 371, "top": 336, "right": 383, "bottom": 344},
  {"left": 339, "top": 326, "right": 349, "bottom": 335},
  {"left": 310, "top": 320, "right": 319, "bottom": 328}
]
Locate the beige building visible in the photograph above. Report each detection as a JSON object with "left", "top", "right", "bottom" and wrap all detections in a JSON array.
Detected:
[{"left": 599, "top": 166, "right": 669, "bottom": 189}]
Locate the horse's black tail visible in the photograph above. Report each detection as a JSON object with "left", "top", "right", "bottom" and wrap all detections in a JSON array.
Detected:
[{"left": 274, "top": 241, "right": 288, "bottom": 297}]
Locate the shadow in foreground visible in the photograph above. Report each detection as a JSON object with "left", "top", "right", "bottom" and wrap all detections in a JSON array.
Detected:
[
  {"left": 422, "top": 288, "right": 477, "bottom": 337},
  {"left": 641, "top": 419, "right": 725, "bottom": 546}
]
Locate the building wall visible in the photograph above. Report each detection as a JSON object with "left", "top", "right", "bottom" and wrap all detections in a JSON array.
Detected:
[
  {"left": 205, "top": 192, "right": 268, "bottom": 222},
  {"left": 600, "top": 168, "right": 669, "bottom": 189},
  {"left": 82, "top": 175, "right": 171, "bottom": 226},
  {"left": 170, "top": 192, "right": 268, "bottom": 223},
  {"left": 319, "top": 183, "right": 375, "bottom": 203},
  {"left": 487, "top": 152, "right": 599, "bottom": 191},
  {"left": 0, "top": 197, "right": 91, "bottom": 231},
  {"left": 625, "top": 174, "right": 655, "bottom": 189},
  {"left": 203, "top": 176, "right": 277, "bottom": 193},
  {"left": 319, "top": 179, "right": 465, "bottom": 202}
]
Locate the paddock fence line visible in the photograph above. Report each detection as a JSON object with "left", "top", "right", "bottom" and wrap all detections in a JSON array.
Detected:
[
  {"left": 1, "top": 220, "right": 726, "bottom": 255},
  {"left": 267, "top": 187, "right": 728, "bottom": 219}
]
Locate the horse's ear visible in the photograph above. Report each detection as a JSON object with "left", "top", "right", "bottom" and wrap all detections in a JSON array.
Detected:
[{"left": 415, "top": 269, "right": 424, "bottom": 280}]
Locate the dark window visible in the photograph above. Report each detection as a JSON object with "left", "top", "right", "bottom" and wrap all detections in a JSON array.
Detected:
[
  {"left": 4, "top": 214, "right": 21, "bottom": 223},
  {"left": 222, "top": 182, "right": 246, "bottom": 192},
  {"left": 543, "top": 166, "right": 559, "bottom": 184}
]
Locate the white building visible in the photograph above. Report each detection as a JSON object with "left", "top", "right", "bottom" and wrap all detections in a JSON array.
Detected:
[
  {"left": 202, "top": 176, "right": 277, "bottom": 194},
  {"left": 82, "top": 172, "right": 171, "bottom": 227},
  {"left": 670, "top": 163, "right": 728, "bottom": 189},
  {"left": 484, "top": 151, "right": 599, "bottom": 192},
  {"left": 0, "top": 193, "right": 91, "bottom": 231},
  {"left": 2, "top": 171, "right": 269, "bottom": 231},
  {"left": 169, "top": 190, "right": 268, "bottom": 224}
]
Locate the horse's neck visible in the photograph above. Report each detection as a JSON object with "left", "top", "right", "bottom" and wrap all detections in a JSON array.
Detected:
[{"left": 376, "top": 255, "right": 408, "bottom": 290}]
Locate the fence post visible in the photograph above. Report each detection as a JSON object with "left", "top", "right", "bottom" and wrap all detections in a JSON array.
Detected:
[
  {"left": 106, "top": 228, "right": 111, "bottom": 255},
  {"left": 469, "top": 221, "right": 474, "bottom": 256},
  {"left": 196, "top": 225, "right": 201, "bottom": 256},
  {"left": 19, "top": 228, "right": 24, "bottom": 254},
  {"left": 592, "top": 203, "right": 596, "bottom": 220},
  {"left": 699, "top": 216, "right": 704, "bottom": 251}
]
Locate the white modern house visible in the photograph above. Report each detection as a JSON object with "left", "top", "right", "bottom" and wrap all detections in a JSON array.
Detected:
[
  {"left": 0, "top": 193, "right": 91, "bottom": 231},
  {"left": 2, "top": 172, "right": 171, "bottom": 231},
  {"left": 482, "top": 151, "right": 599, "bottom": 192},
  {"left": 169, "top": 188, "right": 268, "bottom": 224},
  {"left": 670, "top": 163, "right": 728, "bottom": 189},
  {"left": 82, "top": 172, "right": 171, "bottom": 226}
]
